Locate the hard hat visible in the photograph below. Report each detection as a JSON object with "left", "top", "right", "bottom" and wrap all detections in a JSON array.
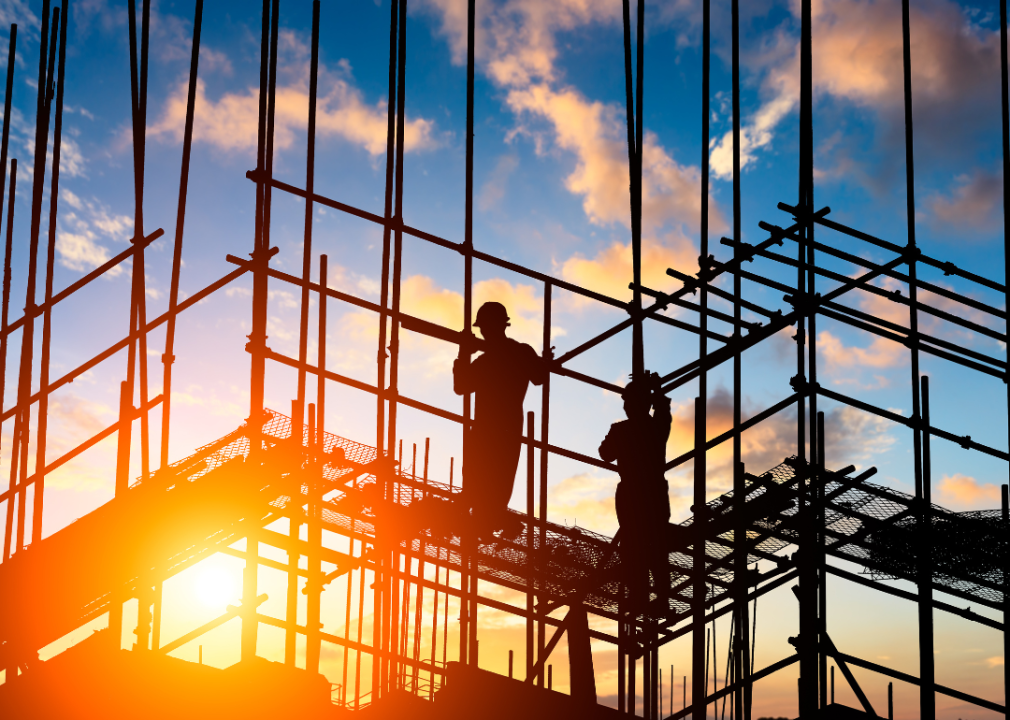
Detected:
[{"left": 474, "top": 301, "right": 510, "bottom": 328}]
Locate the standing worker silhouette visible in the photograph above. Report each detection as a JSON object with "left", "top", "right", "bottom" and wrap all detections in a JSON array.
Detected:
[
  {"left": 454, "top": 302, "right": 550, "bottom": 538},
  {"left": 599, "top": 371, "right": 672, "bottom": 611}
]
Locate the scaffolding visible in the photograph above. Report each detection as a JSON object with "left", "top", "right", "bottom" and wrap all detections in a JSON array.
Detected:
[{"left": 0, "top": 0, "right": 1009, "bottom": 719}]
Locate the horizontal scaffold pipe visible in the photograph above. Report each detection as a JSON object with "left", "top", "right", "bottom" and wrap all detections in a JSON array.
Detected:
[
  {"left": 0, "top": 394, "right": 165, "bottom": 504},
  {"left": 714, "top": 261, "right": 1007, "bottom": 376},
  {"left": 762, "top": 220, "right": 1006, "bottom": 320},
  {"left": 818, "top": 385, "right": 1009, "bottom": 461},
  {"left": 657, "top": 569, "right": 799, "bottom": 645},
  {"left": 0, "top": 265, "right": 249, "bottom": 423},
  {"left": 659, "top": 249, "right": 910, "bottom": 392},
  {"left": 830, "top": 648, "right": 1005, "bottom": 714},
  {"left": 664, "top": 267, "right": 781, "bottom": 319},
  {"left": 3, "top": 229, "right": 164, "bottom": 339},
  {"left": 664, "top": 654, "right": 800, "bottom": 720},
  {"left": 635, "top": 282, "right": 761, "bottom": 330},
  {"left": 244, "top": 170, "right": 627, "bottom": 311},
  {"left": 229, "top": 255, "right": 628, "bottom": 396},
  {"left": 264, "top": 347, "right": 618, "bottom": 472},
  {"left": 825, "top": 564, "right": 1002, "bottom": 630},
  {"left": 779, "top": 201, "right": 1006, "bottom": 294},
  {"left": 721, "top": 236, "right": 1006, "bottom": 344},
  {"left": 665, "top": 392, "right": 800, "bottom": 471}
]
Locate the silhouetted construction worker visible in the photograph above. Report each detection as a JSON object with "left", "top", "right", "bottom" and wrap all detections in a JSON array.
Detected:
[
  {"left": 454, "top": 302, "right": 550, "bottom": 537},
  {"left": 599, "top": 371, "right": 671, "bottom": 611}
]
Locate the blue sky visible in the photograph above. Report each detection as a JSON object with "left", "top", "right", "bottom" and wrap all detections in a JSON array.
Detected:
[{"left": 1, "top": 0, "right": 1009, "bottom": 714}]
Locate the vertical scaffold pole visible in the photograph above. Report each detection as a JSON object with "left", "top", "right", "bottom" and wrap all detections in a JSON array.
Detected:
[
  {"left": 385, "top": 0, "right": 409, "bottom": 691},
  {"left": 294, "top": 0, "right": 321, "bottom": 437},
  {"left": 920, "top": 375, "right": 934, "bottom": 717},
  {"left": 539, "top": 282, "right": 552, "bottom": 686},
  {"left": 998, "top": 0, "right": 1010, "bottom": 708},
  {"left": 306, "top": 252, "right": 326, "bottom": 675},
  {"left": 160, "top": 0, "right": 203, "bottom": 470},
  {"left": 730, "top": 0, "right": 750, "bottom": 716},
  {"left": 526, "top": 410, "right": 535, "bottom": 682},
  {"left": 7, "top": 0, "right": 50, "bottom": 563},
  {"left": 243, "top": 0, "right": 278, "bottom": 663},
  {"left": 797, "top": 0, "right": 818, "bottom": 713},
  {"left": 32, "top": 0, "right": 67, "bottom": 550},
  {"left": 0, "top": 25, "right": 15, "bottom": 435},
  {"left": 460, "top": 0, "right": 476, "bottom": 668},
  {"left": 694, "top": 0, "right": 711, "bottom": 714},
  {"left": 373, "top": 0, "right": 400, "bottom": 698},
  {"left": 899, "top": 0, "right": 931, "bottom": 715}
]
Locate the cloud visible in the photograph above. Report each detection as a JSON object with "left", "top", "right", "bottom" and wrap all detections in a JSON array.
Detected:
[
  {"left": 986, "top": 656, "right": 1005, "bottom": 668},
  {"left": 418, "top": 0, "right": 721, "bottom": 275},
  {"left": 926, "top": 169, "right": 1003, "bottom": 234},
  {"left": 56, "top": 189, "right": 134, "bottom": 274},
  {"left": 935, "top": 473, "right": 1001, "bottom": 510},
  {"left": 150, "top": 46, "right": 436, "bottom": 156},
  {"left": 559, "top": 230, "right": 698, "bottom": 304},
  {"left": 0, "top": 0, "right": 38, "bottom": 33},
  {"left": 478, "top": 154, "right": 519, "bottom": 211},
  {"left": 817, "top": 329, "right": 906, "bottom": 372},
  {"left": 711, "top": 0, "right": 1002, "bottom": 179}
]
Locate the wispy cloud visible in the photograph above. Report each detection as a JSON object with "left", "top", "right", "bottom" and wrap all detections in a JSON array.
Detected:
[
  {"left": 151, "top": 35, "right": 436, "bottom": 156},
  {"left": 55, "top": 188, "right": 134, "bottom": 274}
]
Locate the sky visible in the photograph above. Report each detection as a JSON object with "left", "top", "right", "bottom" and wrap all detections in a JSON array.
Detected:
[{"left": 0, "top": 0, "right": 1008, "bottom": 716}]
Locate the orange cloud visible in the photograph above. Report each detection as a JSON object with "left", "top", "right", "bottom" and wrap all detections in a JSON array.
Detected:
[
  {"left": 151, "top": 72, "right": 435, "bottom": 156},
  {"left": 817, "top": 330, "right": 906, "bottom": 371},
  {"left": 935, "top": 473, "right": 1001, "bottom": 510},
  {"left": 559, "top": 231, "right": 698, "bottom": 305},
  {"left": 712, "top": 0, "right": 1000, "bottom": 177}
]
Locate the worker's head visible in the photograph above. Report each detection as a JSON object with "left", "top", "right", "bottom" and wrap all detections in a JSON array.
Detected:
[
  {"left": 618, "top": 373, "right": 658, "bottom": 418},
  {"left": 622, "top": 377, "right": 651, "bottom": 420},
  {"left": 474, "top": 301, "right": 510, "bottom": 340}
]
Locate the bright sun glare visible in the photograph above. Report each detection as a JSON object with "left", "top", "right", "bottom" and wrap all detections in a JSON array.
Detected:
[{"left": 194, "top": 566, "right": 238, "bottom": 608}]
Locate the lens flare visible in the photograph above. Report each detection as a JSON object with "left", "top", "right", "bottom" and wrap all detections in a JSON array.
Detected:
[{"left": 193, "top": 565, "right": 238, "bottom": 608}]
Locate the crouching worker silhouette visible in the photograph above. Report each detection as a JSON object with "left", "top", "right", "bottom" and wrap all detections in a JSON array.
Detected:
[
  {"left": 599, "top": 371, "right": 672, "bottom": 613},
  {"left": 454, "top": 302, "right": 550, "bottom": 539}
]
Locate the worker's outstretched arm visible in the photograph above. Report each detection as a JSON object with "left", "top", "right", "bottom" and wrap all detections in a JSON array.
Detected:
[
  {"left": 654, "top": 392, "right": 672, "bottom": 441},
  {"left": 453, "top": 357, "right": 473, "bottom": 395},
  {"left": 528, "top": 344, "right": 553, "bottom": 387},
  {"left": 454, "top": 332, "right": 477, "bottom": 395},
  {"left": 599, "top": 426, "right": 619, "bottom": 463}
]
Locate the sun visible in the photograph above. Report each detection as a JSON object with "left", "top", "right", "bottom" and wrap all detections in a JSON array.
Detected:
[{"left": 193, "top": 565, "right": 239, "bottom": 608}]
